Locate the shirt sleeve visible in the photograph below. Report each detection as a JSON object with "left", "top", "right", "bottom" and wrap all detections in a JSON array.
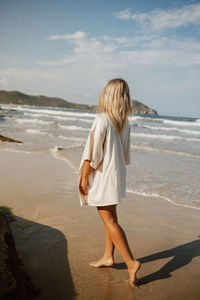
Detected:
[
  {"left": 124, "top": 121, "right": 131, "bottom": 165},
  {"left": 79, "top": 114, "right": 107, "bottom": 172}
]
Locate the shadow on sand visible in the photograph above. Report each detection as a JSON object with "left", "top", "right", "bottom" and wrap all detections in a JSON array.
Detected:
[
  {"left": 109, "top": 237, "right": 200, "bottom": 287},
  {"left": 136, "top": 237, "right": 200, "bottom": 285},
  {"left": 0, "top": 206, "right": 77, "bottom": 300}
]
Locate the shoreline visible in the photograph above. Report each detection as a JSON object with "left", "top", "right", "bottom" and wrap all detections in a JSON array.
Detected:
[
  {"left": 0, "top": 150, "right": 200, "bottom": 299},
  {"left": 1, "top": 144, "right": 200, "bottom": 212}
]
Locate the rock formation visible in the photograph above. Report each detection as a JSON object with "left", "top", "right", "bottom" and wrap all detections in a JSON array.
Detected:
[
  {"left": 0, "top": 90, "right": 158, "bottom": 115},
  {"left": 0, "top": 208, "right": 41, "bottom": 299},
  {"left": 0, "top": 135, "right": 22, "bottom": 143}
]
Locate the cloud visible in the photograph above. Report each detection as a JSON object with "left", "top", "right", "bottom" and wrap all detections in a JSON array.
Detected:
[
  {"left": 102, "top": 34, "right": 153, "bottom": 45},
  {"left": 38, "top": 30, "right": 200, "bottom": 68},
  {"left": 22, "top": 29, "right": 200, "bottom": 112},
  {"left": 113, "top": 3, "right": 200, "bottom": 31},
  {"left": 48, "top": 31, "right": 86, "bottom": 40},
  {"left": 113, "top": 8, "right": 132, "bottom": 20},
  {"left": 39, "top": 31, "right": 120, "bottom": 66}
]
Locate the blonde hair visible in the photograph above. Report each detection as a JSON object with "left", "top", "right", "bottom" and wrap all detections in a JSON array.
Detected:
[{"left": 95, "top": 78, "right": 133, "bottom": 135}]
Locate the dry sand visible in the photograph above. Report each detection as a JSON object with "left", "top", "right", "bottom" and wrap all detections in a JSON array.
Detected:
[{"left": 0, "top": 150, "right": 200, "bottom": 300}]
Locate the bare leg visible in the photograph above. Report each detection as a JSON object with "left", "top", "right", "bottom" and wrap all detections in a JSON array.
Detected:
[
  {"left": 94, "top": 204, "right": 141, "bottom": 285},
  {"left": 104, "top": 225, "right": 115, "bottom": 258},
  {"left": 89, "top": 225, "right": 115, "bottom": 267}
]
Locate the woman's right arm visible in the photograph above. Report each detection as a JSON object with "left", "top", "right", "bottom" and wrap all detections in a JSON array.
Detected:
[{"left": 79, "top": 160, "right": 94, "bottom": 195}]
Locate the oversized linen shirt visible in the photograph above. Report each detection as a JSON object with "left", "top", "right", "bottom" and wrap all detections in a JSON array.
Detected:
[{"left": 78, "top": 112, "right": 131, "bottom": 206}]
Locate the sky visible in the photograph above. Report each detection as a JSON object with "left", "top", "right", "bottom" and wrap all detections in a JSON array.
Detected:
[{"left": 0, "top": 0, "right": 200, "bottom": 118}]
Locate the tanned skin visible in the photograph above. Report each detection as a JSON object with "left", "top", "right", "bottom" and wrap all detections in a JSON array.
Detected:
[{"left": 79, "top": 159, "right": 141, "bottom": 286}]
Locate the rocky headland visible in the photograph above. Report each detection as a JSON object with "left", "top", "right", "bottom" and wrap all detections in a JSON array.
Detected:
[{"left": 0, "top": 90, "right": 158, "bottom": 115}]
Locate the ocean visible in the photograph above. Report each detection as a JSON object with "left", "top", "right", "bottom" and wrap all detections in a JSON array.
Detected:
[{"left": 1, "top": 104, "right": 200, "bottom": 210}]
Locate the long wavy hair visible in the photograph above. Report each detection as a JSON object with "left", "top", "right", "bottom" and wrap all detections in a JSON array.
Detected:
[{"left": 95, "top": 78, "right": 133, "bottom": 135}]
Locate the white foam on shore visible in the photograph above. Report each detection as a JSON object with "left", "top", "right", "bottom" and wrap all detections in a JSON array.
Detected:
[
  {"left": 162, "top": 119, "right": 200, "bottom": 127},
  {"left": 137, "top": 124, "right": 200, "bottom": 135},
  {"left": 24, "top": 112, "right": 51, "bottom": 118},
  {"left": 132, "top": 132, "right": 200, "bottom": 143},
  {"left": 56, "top": 135, "right": 84, "bottom": 142},
  {"left": 7, "top": 117, "right": 54, "bottom": 125},
  {"left": 58, "top": 124, "right": 89, "bottom": 131},
  {"left": 132, "top": 144, "right": 200, "bottom": 159},
  {"left": 54, "top": 116, "right": 93, "bottom": 123},
  {"left": 0, "top": 147, "right": 39, "bottom": 154},
  {"left": 130, "top": 115, "right": 200, "bottom": 127},
  {"left": 3, "top": 104, "right": 96, "bottom": 118},
  {"left": 48, "top": 145, "right": 78, "bottom": 174},
  {"left": 24, "top": 112, "right": 93, "bottom": 123},
  {"left": 26, "top": 129, "right": 46, "bottom": 135},
  {"left": 126, "top": 188, "right": 200, "bottom": 210}
]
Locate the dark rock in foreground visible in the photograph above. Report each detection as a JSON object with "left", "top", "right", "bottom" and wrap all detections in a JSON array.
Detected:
[
  {"left": 0, "top": 210, "right": 41, "bottom": 299},
  {"left": 0, "top": 135, "right": 23, "bottom": 143}
]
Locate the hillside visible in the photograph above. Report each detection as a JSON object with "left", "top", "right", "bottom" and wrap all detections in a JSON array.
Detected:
[{"left": 0, "top": 90, "right": 158, "bottom": 115}]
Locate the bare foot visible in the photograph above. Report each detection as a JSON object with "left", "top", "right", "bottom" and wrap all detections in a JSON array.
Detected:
[
  {"left": 128, "top": 260, "right": 141, "bottom": 286},
  {"left": 89, "top": 257, "right": 114, "bottom": 268}
]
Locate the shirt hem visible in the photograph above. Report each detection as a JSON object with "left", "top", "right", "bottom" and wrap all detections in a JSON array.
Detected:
[{"left": 81, "top": 202, "right": 121, "bottom": 207}]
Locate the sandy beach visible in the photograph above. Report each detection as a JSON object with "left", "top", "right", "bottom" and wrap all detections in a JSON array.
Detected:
[{"left": 1, "top": 149, "right": 200, "bottom": 300}]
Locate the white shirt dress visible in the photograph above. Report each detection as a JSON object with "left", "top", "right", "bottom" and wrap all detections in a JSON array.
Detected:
[{"left": 78, "top": 112, "right": 131, "bottom": 206}]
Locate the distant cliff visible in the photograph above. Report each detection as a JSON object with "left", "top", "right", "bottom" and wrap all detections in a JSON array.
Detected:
[
  {"left": 130, "top": 99, "right": 158, "bottom": 115},
  {"left": 0, "top": 90, "right": 158, "bottom": 115},
  {"left": 0, "top": 90, "right": 89, "bottom": 110}
]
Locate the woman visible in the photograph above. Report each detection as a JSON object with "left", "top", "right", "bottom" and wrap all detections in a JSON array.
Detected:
[{"left": 78, "top": 78, "right": 141, "bottom": 286}]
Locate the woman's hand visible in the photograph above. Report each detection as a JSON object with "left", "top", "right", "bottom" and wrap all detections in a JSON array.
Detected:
[
  {"left": 79, "top": 160, "right": 94, "bottom": 196},
  {"left": 79, "top": 175, "right": 89, "bottom": 196}
]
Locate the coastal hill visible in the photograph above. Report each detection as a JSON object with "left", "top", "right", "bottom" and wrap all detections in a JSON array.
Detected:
[{"left": 0, "top": 90, "right": 158, "bottom": 115}]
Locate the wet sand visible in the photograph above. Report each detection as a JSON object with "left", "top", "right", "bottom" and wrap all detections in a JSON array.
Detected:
[{"left": 0, "top": 150, "right": 200, "bottom": 300}]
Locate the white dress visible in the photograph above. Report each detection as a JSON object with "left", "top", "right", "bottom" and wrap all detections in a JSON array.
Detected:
[{"left": 77, "top": 112, "right": 131, "bottom": 206}]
